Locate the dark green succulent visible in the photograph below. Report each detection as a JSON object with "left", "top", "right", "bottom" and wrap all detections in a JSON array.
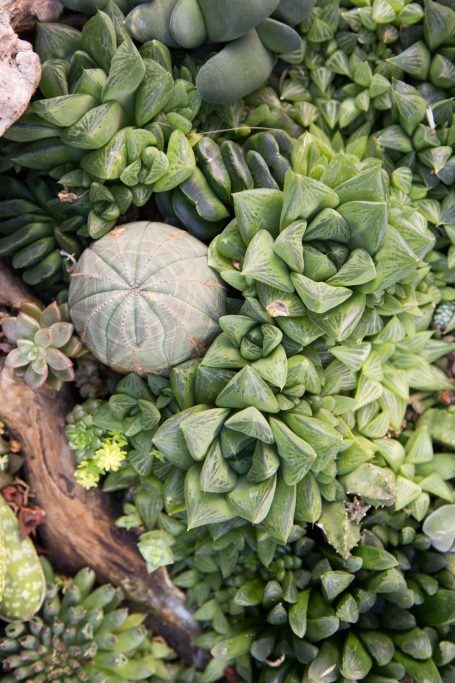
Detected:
[
  {"left": 169, "top": 509, "right": 455, "bottom": 683},
  {"left": 0, "top": 175, "right": 87, "bottom": 297},
  {"left": 0, "top": 558, "right": 182, "bottom": 682}
]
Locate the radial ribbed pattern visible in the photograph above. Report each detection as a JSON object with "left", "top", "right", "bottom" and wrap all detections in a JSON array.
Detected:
[{"left": 68, "top": 222, "right": 226, "bottom": 373}]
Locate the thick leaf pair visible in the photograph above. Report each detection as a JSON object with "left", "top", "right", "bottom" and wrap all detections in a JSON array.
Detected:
[{"left": 126, "top": 0, "right": 311, "bottom": 102}]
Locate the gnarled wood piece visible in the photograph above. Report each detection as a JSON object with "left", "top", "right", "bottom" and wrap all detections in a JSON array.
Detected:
[
  {"left": 0, "top": 8, "right": 41, "bottom": 137},
  {"left": 1, "top": 0, "right": 62, "bottom": 31},
  {"left": 0, "top": 262, "right": 203, "bottom": 666}
]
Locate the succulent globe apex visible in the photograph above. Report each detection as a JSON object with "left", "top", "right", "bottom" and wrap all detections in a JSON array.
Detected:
[{"left": 68, "top": 221, "right": 227, "bottom": 375}]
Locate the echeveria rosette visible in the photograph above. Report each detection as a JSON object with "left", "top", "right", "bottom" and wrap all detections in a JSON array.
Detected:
[
  {"left": 0, "top": 494, "right": 46, "bottom": 623},
  {"left": 0, "top": 174, "right": 87, "bottom": 297},
  {"left": 2, "top": 301, "right": 84, "bottom": 390},
  {"left": 125, "top": 0, "right": 314, "bottom": 103},
  {"left": 4, "top": 9, "right": 201, "bottom": 239},
  {"left": 170, "top": 511, "right": 455, "bottom": 683},
  {"left": 0, "top": 558, "right": 182, "bottom": 682},
  {"left": 68, "top": 221, "right": 226, "bottom": 375}
]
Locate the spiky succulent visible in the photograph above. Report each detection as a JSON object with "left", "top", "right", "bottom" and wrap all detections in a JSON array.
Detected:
[
  {"left": 125, "top": 0, "right": 314, "bottom": 103},
  {"left": 0, "top": 558, "right": 182, "bottom": 682},
  {"left": 68, "top": 221, "right": 226, "bottom": 375},
  {"left": 0, "top": 494, "right": 46, "bottom": 623},
  {"left": 2, "top": 301, "right": 84, "bottom": 390},
  {"left": 0, "top": 175, "right": 87, "bottom": 297}
]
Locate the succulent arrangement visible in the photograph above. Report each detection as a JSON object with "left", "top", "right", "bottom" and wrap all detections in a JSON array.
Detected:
[{"left": 1, "top": 1, "right": 455, "bottom": 682}]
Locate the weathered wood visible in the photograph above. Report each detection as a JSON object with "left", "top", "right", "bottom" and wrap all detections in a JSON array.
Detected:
[
  {"left": 1, "top": 0, "right": 62, "bottom": 31},
  {"left": 0, "top": 8, "right": 41, "bottom": 137},
  {"left": 0, "top": 262, "right": 203, "bottom": 666}
]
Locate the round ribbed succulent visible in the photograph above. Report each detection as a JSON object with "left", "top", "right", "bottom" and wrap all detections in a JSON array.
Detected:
[
  {"left": 0, "top": 558, "right": 180, "bottom": 682},
  {"left": 68, "top": 221, "right": 226, "bottom": 374}
]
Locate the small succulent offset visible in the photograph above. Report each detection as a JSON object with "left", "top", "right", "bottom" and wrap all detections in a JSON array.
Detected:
[
  {"left": 0, "top": 558, "right": 182, "bottom": 682},
  {"left": 0, "top": 494, "right": 46, "bottom": 623},
  {"left": 2, "top": 301, "right": 84, "bottom": 390},
  {"left": 126, "top": 0, "right": 314, "bottom": 103},
  {"left": 68, "top": 221, "right": 226, "bottom": 375}
]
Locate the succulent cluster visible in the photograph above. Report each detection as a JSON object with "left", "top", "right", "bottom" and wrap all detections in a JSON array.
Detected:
[
  {"left": 2, "top": 301, "right": 84, "bottom": 389},
  {"left": 170, "top": 509, "right": 455, "bottom": 683},
  {"left": 1, "top": 1, "right": 455, "bottom": 682},
  {"left": 0, "top": 175, "right": 87, "bottom": 297},
  {"left": 156, "top": 130, "right": 296, "bottom": 241},
  {"left": 0, "top": 558, "right": 182, "bottom": 682},
  {"left": 4, "top": 6, "right": 201, "bottom": 239},
  {"left": 125, "top": 0, "right": 314, "bottom": 103}
]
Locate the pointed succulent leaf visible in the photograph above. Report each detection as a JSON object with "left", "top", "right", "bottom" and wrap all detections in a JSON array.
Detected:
[
  {"left": 200, "top": 440, "right": 237, "bottom": 493},
  {"left": 269, "top": 417, "right": 316, "bottom": 485},
  {"left": 289, "top": 589, "right": 310, "bottom": 638},
  {"left": 273, "top": 220, "right": 306, "bottom": 272},
  {"left": 153, "top": 406, "right": 206, "bottom": 468},
  {"left": 233, "top": 189, "right": 282, "bottom": 244},
  {"left": 242, "top": 230, "right": 294, "bottom": 292},
  {"left": 318, "top": 502, "right": 361, "bottom": 558},
  {"left": 225, "top": 407, "right": 273, "bottom": 443},
  {"left": 102, "top": 37, "right": 145, "bottom": 101},
  {"left": 180, "top": 408, "right": 229, "bottom": 461},
  {"left": 260, "top": 476, "right": 296, "bottom": 544},
  {"left": 185, "top": 465, "right": 236, "bottom": 530},
  {"left": 291, "top": 273, "right": 352, "bottom": 314},
  {"left": 341, "top": 632, "right": 372, "bottom": 680},
  {"left": 321, "top": 571, "right": 355, "bottom": 602},
  {"left": 216, "top": 366, "right": 280, "bottom": 413},
  {"left": 281, "top": 171, "right": 339, "bottom": 226},
  {"left": 227, "top": 476, "right": 277, "bottom": 525},
  {"left": 153, "top": 130, "right": 196, "bottom": 191}
]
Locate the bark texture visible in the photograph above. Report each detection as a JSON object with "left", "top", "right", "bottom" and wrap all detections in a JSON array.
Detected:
[
  {"left": 0, "top": 262, "right": 203, "bottom": 666},
  {"left": 1, "top": 0, "right": 62, "bottom": 31},
  {"left": 0, "top": 8, "right": 41, "bottom": 137}
]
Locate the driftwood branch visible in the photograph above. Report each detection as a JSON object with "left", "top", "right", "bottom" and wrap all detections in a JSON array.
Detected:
[
  {"left": 1, "top": 0, "right": 62, "bottom": 31},
  {"left": 0, "top": 8, "right": 41, "bottom": 137},
  {"left": 0, "top": 262, "right": 203, "bottom": 666}
]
